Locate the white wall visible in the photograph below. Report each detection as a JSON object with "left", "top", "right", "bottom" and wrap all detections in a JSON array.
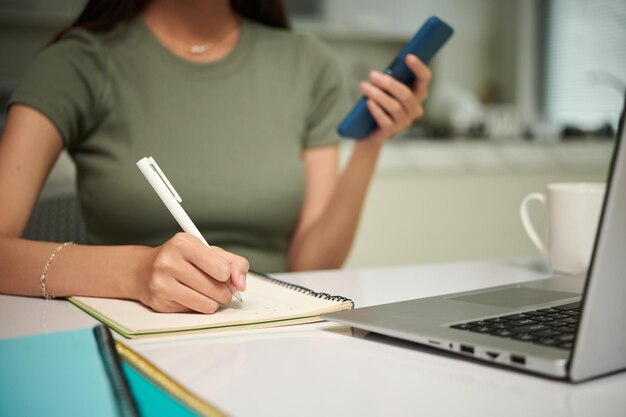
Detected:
[
  {"left": 346, "top": 167, "right": 608, "bottom": 269},
  {"left": 343, "top": 141, "right": 612, "bottom": 269}
]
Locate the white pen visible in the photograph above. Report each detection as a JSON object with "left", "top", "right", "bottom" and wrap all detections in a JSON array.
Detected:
[{"left": 136, "top": 156, "right": 243, "bottom": 303}]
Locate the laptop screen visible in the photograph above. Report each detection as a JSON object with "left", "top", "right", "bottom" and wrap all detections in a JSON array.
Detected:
[{"left": 570, "top": 95, "right": 626, "bottom": 381}]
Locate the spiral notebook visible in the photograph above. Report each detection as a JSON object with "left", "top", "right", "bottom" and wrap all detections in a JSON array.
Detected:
[{"left": 69, "top": 272, "right": 353, "bottom": 338}]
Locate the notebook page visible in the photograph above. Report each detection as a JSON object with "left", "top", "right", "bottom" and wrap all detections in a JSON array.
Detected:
[{"left": 70, "top": 273, "right": 350, "bottom": 336}]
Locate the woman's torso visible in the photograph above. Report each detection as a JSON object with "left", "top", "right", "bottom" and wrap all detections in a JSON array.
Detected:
[{"left": 11, "top": 17, "right": 348, "bottom": 272}]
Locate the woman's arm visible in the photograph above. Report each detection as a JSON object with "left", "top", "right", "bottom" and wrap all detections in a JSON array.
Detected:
[
  {"left": 287, "top": 141, "right": 381, "bottom": 271},
  {"left": 0, "top": 105, "right": 248, "bottom": 313},
  {"left": 287, "top": 55, "right": 432, "bottom": 271}
]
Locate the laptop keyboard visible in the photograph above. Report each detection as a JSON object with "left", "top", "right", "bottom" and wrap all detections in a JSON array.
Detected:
[{"left": 449, "top": 301, "right": 581, "bottom": 350}]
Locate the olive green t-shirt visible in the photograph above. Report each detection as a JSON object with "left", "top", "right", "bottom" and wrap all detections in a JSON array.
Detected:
[{"left": 10, "top": 17, "right": 350, "bottom": 273}]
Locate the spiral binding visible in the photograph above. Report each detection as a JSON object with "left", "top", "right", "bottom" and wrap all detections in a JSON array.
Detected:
[
  {"left": 93, "top": 325, "right": 140, "bottom": 417},
  {"left": 251, "top": 270, "right": 354, "bottom": 307}
]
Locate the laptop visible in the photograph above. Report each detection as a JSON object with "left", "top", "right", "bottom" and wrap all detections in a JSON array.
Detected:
[{"left": 323, "top": 97, "right": 626, "bottom": 382}]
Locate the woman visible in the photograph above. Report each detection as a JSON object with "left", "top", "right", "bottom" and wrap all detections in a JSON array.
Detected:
[{"left": 0, "top": 0, "right": 431, "bottom": 313}]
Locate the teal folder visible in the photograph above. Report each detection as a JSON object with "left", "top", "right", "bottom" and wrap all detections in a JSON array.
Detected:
[
  {"left": 0, "top": 326, "right": 138, "bottom": 417},
  {"left": 0, "top": 325, "right": 226, "bottom": 417}
]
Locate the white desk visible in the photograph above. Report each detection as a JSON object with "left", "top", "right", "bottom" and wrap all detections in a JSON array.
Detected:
[{"left": 1, "top": 258, "right": 624, "bottom": 417}]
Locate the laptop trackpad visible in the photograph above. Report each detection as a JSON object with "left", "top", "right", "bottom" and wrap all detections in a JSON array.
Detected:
[{"left": 449, "top": 288, "right": 578, "bottom": 309}]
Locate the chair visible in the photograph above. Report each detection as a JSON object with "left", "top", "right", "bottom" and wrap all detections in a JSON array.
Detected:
[{"left": 22, "top": 193, "right": 87, "bottom": 244}]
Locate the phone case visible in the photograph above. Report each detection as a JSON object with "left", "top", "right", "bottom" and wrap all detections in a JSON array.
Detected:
[{"left": 337, "top": 16, "right": 454, "bottom": 139}]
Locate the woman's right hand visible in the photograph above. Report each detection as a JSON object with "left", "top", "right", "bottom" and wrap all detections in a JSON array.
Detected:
[{"left": 136, "top": 232, "right": 249, "bottom": 314}]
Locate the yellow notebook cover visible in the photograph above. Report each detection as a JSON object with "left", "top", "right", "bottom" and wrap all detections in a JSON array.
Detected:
[{"left": 69, "top": 272, "right": 353, "bottom": 338}]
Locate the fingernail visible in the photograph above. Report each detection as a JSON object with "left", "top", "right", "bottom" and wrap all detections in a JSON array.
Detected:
[{"left": 238, "top": 273, "right": 247, "bottom": 291}]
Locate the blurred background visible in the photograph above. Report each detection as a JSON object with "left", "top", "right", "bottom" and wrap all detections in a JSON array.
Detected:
[{"left": 1, "top": 0, "right": 625, "bottom": 268}]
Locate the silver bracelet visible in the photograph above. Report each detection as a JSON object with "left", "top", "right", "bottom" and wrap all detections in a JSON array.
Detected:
[{"left": 40, "top": 241, "right": 74, "bottom": 300}]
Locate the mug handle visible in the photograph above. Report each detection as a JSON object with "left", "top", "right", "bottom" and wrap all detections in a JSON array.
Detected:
[{"left": 520, "top": 192, "right": 548, "bottom": 256}]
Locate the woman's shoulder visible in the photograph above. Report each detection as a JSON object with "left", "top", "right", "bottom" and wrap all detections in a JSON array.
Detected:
[
  {"left": 39, "top": 28, "right": 114, "bottom": 71},
  {"left": 49, "top": 19, "right": 139, "bottom": 61},
  {"left": 19, "top": 28, "right": 115, "bottom": 88}
]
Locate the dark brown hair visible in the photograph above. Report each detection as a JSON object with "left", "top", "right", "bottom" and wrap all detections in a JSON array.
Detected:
[{"left": 52, "top": 0, "right": 289, "bottom": 42}]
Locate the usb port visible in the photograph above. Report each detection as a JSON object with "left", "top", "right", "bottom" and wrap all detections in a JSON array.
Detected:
[
  {"left": 486, "top": 351, "right": 500, "bottom": 360},
  {"left": 511, "top": 354, "right": 526, "bottom": 366},
  {"left": 460, "top": 344, "right": 475, "bottom": 355}
]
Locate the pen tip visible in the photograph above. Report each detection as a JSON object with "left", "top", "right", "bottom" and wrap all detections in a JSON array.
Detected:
[{"left": 233, "top": 292, "right": 243, "bottom": 303}]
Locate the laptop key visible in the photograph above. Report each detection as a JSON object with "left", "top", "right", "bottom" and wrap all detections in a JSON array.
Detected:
[
  {"left": 533, "top": 329, "right": 562, "bottom": 338},
  {"left": 467, "top": 320, "right": 491, "bottom": 327},
  {"left": 558, "top": 342, "right": 574, "bottom": 350},
  {"left": 544, "top": 320, "right": 568, "bottom": 327},
  {"left": 450, "top": 323, "right": 475, "bottom": 330},
  {"left": 468, "top": 326, "right": 493, "bottom": 334},
  {"left": 492, "top": 329, "right": 514, "bottom": 338},
  {"left": 523, "top": 311, "right": 546, "bottom": 317},
  {"left": 511, "top": 324, "right": 548, "bottom": 333},
  {"left": 485, "top": 318, "right": 509, "bottom": 323},
  {"left": 508, "top": 318, "right": 538, "bottom": 326},
  {"left": 553, "top": 301, "right": 582, "bottom": 311},
  {"left": 559, "top": 326, "right": 577, "bottom": 334},
  {"left": 512, "top": 333, "right": 539, "bottom": 341},
  {"left": 501, "top": 314, "right": 531, "bottom": 321},
  {"left": 538, "top": 308, "right": 561, "bottom": 314},
  {"left": 557, "top": 334, "right": 576, "bottom": 342},
  {"left": 533, "top": 316, "right": 555, "bottom": 322},
  {"left": 535, "top": 337, "right": 559, "bottom": 347}
]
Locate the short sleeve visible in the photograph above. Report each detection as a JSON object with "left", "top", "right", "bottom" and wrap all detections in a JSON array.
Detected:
[
  {"left": 8, "top": 30, "right": 108, "bottom": 149},
  {"left": 303, "top": 37, "right": 351, "bottom": 149}
]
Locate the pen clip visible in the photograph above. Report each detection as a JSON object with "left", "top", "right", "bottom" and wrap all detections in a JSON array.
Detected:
[{"left": 147, "top": 157, "right": 182, "bottom": 203}]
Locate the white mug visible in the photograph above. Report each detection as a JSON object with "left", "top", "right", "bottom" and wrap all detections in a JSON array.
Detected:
[{"left": 520, "top": 182, "right": 605, "bottom": 274}]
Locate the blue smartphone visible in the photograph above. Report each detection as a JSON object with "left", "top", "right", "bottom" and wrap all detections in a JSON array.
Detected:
[{"left": 337, "top": 16, "right": 454, "bottom": 139}]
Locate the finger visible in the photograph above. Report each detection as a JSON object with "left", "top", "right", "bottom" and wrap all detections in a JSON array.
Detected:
[
  {"left": 406, "top": 54, "right": 432, "bottom": 101},
  {"left": 174, "top": 260, "right": 233, "bottom": 305},
  {"left": 142, "top": 276, "right": 196, "bottom": 313},
  {"left": 366, "top": 99, "right": 394, "bottom": 132},
  {"left": 167, "top": 279, "right": 222, "bottom": 314},
  {"left": 170, "top": 233, "right": 232, "bottom": 283},
  {"left": 211, "top": 247, "right": 250, "bottom": 291},
  {"left": 360, "top": 80, "right": 411, "bottom": 129},
  {"left": 368, "top": 71, "right": 421, "bottom": 121},
  {"left": 150, "top": 298, "right": 194, "bottom": 314}
]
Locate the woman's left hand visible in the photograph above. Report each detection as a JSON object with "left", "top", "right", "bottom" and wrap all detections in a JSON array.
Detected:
[{"left": 359, "top": 53, "right": 432, "bottom": 144}]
